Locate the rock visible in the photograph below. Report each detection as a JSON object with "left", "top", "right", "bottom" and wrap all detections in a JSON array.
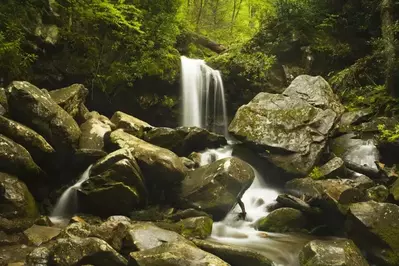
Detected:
[
  {"left": 0, "top": 231, "right": 27, "bottom": 246},
  {"left": 283, "top": 75, "right": 345, "bottom": 115},
  {"left": 144, "top": 126, "right": 226, "bottom": 157},
  {"left": 276, "top": 194, "right": 314, "bottom": 213},
  {"left": 193, "top": 239, "right": 273, "bottom": 266},
  {"left": 79, "top": 149, "right": 147, "bottom": 216},
  {"left": 107, "top": 129, "right": 186, "bottom": 188},
  {"left": 0, "top": 172, "right": 38, "bottom": 219},
  {"left": 71, "top": 149, "right": 107, "bottom": 174},
  {"left": 23, "top": 225, "right": 61, "bottom": 246},
  {"left": 60, "top": 222, "right": 92, "bottom": 239},
  {"left": 128, "top": 241, "right": 229, "bottom": 266},
  {"left": 166, "top": 208, "right": 211, "bottom": 222},
  {"left": 6, "top": 81, "right": 81, "bottom": 158},
  {"left": 0, "top": 217, "right": 35, "bottom": 233},
  {"left": 176, "top": 216, "right": 213, "bottom": 239},
  {"left": 181, "top": 157, "right": 196, "bottom": 170},
  {"left": 0, "top": 135, "right": 43, "bottom": 179},
  {"left": 310, "top": 157, "right": 347, "bottom": 180},
  {"left": 111, "top": 111, "right": 153, "bottom": 138},
  {"left": 229, "top": 91, "right": 337, "bottom": 176},
  {"left": 26, "top": 247, "right": 51, "bottom": 266},
  {"left": 79, "top": 113, "right": 114, "bottom": 151},
  {"left": 346, "top": 201, "right": 399, "bottom": 265},
  {"left": 0, "top": 115, "right": 55, "bottom": 168},
  {"left": 299, "top": 239, "right": 368, "bottom": 266},
  {"left": 338, "top": 110, "right": 373, "bottom": 129},
  {"left": 188, "top": 152, "right": 202, "bottom": 168},
  {"left": 390, "top": 178, "right": 399, "bottom": 201},
  {"left": 181, "top": 157, "right": 254, "bottom": 220},
  {"left": 0, "top": 244, "right": 35, "bottom": 266},
  {"left": 366, "top": 185, "right": 389, "bottom": 202},
  {"left": 49, "top": 84, "right": 89, "bottom": 121},
  {"left": 256, "top": 208, "right": 307, "bottom": 233},
  {"left": 51, "top": 237, "right": 128, "bottom": 266},
  {"left": 34, "top": 216, "right": 53, "bottom": 227},
  {"left": 124, "top": 223, "right": 190, "bottom": 251},
  {"left": 129, "top": 206, "right": 174, "bottom": 222},
  {"left": 0, "top": 87, "right": 8, "bottom": 115}
]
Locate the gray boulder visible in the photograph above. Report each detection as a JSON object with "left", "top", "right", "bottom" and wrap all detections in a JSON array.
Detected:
[
  {"left": 79, "top": 114, "right": 113, "bottom": 151},
  {"left": 23, "top": 225, "right": 61, "bottom": 246},
  {"left": 299, "top": 239, "right": 369, "bottom": 266},
  {"left": 111, "top": 111, "right": 153, "bottom": 138},
  {"left": 309, "top": 157, "right": 347, "bottom": 180},
  {"left": 256, "top": 208, "right": 307, "bottom": 233},
  {"left": 6, "top": 81, "right": 81, "bottom": 158},
  {"left": 180, "top": 157, "right": 254, "bottom": 220}
]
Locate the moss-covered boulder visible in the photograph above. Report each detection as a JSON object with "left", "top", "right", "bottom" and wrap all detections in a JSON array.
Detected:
[
  {"left": 0, "top": 115, "right": 55, "bottom": 169},
  {"left": 0, "top": 172, "right": 38, "bottom": 219},
  {"left": 144, "top": 126, "right": 227, "bottom": 157},
  {"left": 346, "top": 201, "right": 399, "bottom": 265},
  {"left": 299, "top": 239, "right": 369, "bottom": 266},
  {"left": 180, "top": 157, "right": 254, "bottom": 220},
  {"left": 128, "top": 241, "right": 229, "bottom": 266},
  {"left": 5, "top": 81, "right": 81, "bottom": 159},
  {"left": 309, "top": 157, "right": 347, "bottom": 180},
  {"left": 176, "top": 216, "right": 213, "bottom": 239},
  {"left": 229, "top": 92, "right": 337, "bottom": 177},
  {"left": 193, "top": 239, "right": 273, "bottom": 266},
  {"left": 49, "top": 84, "right": 89, "bottom": 122},
  {"left": 26, "top": 247, "right": 51, "bottom": 266},
  {"left": 255, "top": 208, "right": 307, "bottom": 233},
  {"left": 79, "top": 149, "right": 147, "bottom": 217},
  {"left": 79, "top": 113, "right": 113, "bottom": 151},
  {"left": 50, "top": 237, "right": 128, "bottom": 266},
  {"left": 0, "top": 134, "right": 43, "bottom": 179},
  {"left": 107, "top": 129, "right": 186, "bottom": 189},
  {"left": 111, "top": 111, "right": 153, "bottom": 138}
]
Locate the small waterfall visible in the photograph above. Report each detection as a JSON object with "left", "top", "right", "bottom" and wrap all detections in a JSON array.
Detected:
[
  {"left": 181, "top": 56, "right": 228, "bottom": 136},
  {"left": 50, "top": 165, "right": 92, "bottom": 224}
]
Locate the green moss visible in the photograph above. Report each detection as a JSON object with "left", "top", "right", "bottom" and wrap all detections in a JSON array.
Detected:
[
  {"left": 309, "top": 167, "right": 323, "bottom": 180},
  {"left": 256, "top": 208, "right": 307, "bottom": 233}
]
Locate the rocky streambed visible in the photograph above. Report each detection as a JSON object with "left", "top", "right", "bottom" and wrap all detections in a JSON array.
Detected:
[{"left": 0, "top": 76, "right": 398, "bottom": 266}]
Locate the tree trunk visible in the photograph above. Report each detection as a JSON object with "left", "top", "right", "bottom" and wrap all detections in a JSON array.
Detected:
[
  {"left": 381, "top": 0, "right": 398, "bottom": 97},
  {"left": 196, "top": 0, "right": 204, "bottom": 32},
  {"left": 186, "top": 31, "right": 226, "bottom": 53}
]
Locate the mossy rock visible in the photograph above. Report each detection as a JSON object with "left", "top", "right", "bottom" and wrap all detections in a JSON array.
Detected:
[
  {"left": 49, "top": 84, "right": 88, "bottom": 120},
  {"left": 111, "top": 111, "right": 153, "bottom": 138},
  {"left": 177, "top": 216, "right": 213, "bottom": 239},
  {"left": 366, "top": 185, "right": 389, "bottom": 202},
  {"left": 255, "top": 208, "right": 307, "bottom": 233}
]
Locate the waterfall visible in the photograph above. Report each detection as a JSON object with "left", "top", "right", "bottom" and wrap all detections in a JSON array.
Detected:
[
  {"left": 50, "top": 165, "right": 92, "bottom": 224},
  {"left": 180, "top": 56, "right": 228, "bottom": 136}
]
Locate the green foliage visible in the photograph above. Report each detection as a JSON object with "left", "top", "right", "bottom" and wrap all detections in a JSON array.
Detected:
[
  {"left": 378, "top": 124, "right": 399, "bottom": 143},
  {"left": 309, "top": 167, "right": 323, "bottom": 180}
]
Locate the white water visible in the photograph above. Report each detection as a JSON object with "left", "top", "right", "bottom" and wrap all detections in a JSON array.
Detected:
[
  {"left": 181, "top": 56, "right": 312, "bottom": 265},
  {"left": 344, "top": 139, "right": 380, "bottom": 171},
  {"left": 50, "top": 165, "right": 92, "bottom": 224},
  {"left": 181, "top": 56, "right": 228, "bottom": 136}
]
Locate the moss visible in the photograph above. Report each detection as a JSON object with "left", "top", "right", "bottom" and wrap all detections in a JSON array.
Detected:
[
  {"left": 256, "top": 208, "right": 307, "bottom": 233},
  {"left": 178, "top": 216, "right": 213, "bottom": 239},
  {"left": 309, "top": 167, "right": 323, "bottom": 180}
]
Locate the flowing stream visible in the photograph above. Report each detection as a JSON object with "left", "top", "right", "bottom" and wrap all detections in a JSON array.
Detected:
[{"left": 181, "top": 56, "right": 313, "bottom": 265}]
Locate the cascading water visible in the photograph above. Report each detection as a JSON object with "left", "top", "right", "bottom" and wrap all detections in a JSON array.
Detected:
[
  {"left": 181, "top": 56, "right": 228, "bottom": 136},
  {"left": 50, "top": 165, "right": 92, "bottom": 224},
  {"left": 180, "top": 56, "right": 312, "bottom": 265}
]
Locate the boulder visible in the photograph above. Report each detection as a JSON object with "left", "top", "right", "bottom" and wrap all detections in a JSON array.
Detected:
[
  {"left": 49, "top": 84, "right": 89, "bottom": 122},
  {"left": 0, "top": 217, "right": 36, "bottom": 233},
  {"left": 144, "top": 126, "right": 227, "bottom": 156},
  {"left": 365, "top": 185, "right": 389, "bottom": 202},
  {"left": 0, "top": 87, "right": 8, "bottom": 115},
  {"left": 111, "top": 111, "right": 153, "bottom": 138},
  {"left": 180, "top": 157, "right": 254, "bottom": 220},
  {"left": 283, "top": 75, "right": 345, "bottom": 115},
  {"left": 79, "top": 149, "right": 147, "bottom": 216},
  {"left": 256, "top": 208, "right": 307, "bottom": 233},
  {"left": 26, "top": 247, "right": 51, "bottom": 266},
  {"left": 51, "top": 237, "right": 128, "bottom": 266},
  {"left": 6, "top": 81, "right": 81, "bottom": 158},
  {"left": 390, "top": 178, "right": 399, "bottom": 201},
  {"left": 0, "top": 173, "right": 38, "bottom": 219},
  {"left": 0, "top": 115, "right": 55, "bottom": 168},
  {"left": 276, "top": 194, "right": 314, "bottom": 213},
  {"left": 338, "top": 110, "right": 373, "bottom": 133},
  {"left": 176, "top": 216, "right": 213, "bottom": 239},
  {"left": 128, "top": 241, "right": 229, "bottom": 266},
  {"left": 107, "top": 129, "right": 186, "bottom": 188},
  {"left": 23, "top": 225, "right": 61, "bottom": 246},
  {"left": 309, "top": 157, "right": 347, "bottom": 180},
  {"left": 346, "top": 201, "right": 399, "bottom": 265},
  {"left": 79, "top": 115, "right": 113, "bottom": 151},
  {"left": 229, "top": 92, "right": 337, "bottom": 176},
  {"left": 0, "top": 135, "right": 43, "bottom": 179},
  {"left": 299, "top": 239, "right": 368, "bottom": 266},
  {"left": 193, "top": 239, "right": 273, "bottom": 266},
  {"left": 166, "top": 208, "right": 211, "bottom": 222}
]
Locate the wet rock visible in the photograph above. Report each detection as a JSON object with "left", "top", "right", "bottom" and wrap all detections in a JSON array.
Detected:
[
  {"left": 144, "top": 126, "right": 226, "bottom": 157},
  {"left": 176, "top": 216, "right": 213, "bottom": 239},
  {"left": 299, "top": 239, "right": 368, "bottom": 266},
  {"left": 338, "top": 110, "right": 373, "bottom": 133},
  {"left": 310, "top": 157, "right": 347, "bottom": 180},
  {"left": 124, "top": 223, "right": 190, "bottom": 251},
  {"left": 34, "top": 216, "right": 53, "bottom": 227},
  {"left": 188, "top": 152, "right": 202, "bottom": 168},
  {"left": 0, "top": 217, "right": 35, "bottom": 233},
  {"left": 276, "top": 194, "right": 313, "bottom": 213},
  {"left": 108, "top": 129, "right": 186, "bottom": 187},
  {"left": 26, "top": 246, "right": 51, "bottom": 266},
  {"left": 256, "top": 208, "right": 307, "bottom": 233},
  {"left": 79, "top": 149, "right": 147, "bottom": 216},
  {"left": 181, "top": 157, "right": 196, "bottom": 170},
  {"left": 49, "top": 84, "right": 88, "bottom": 121},
  {"left": 23, "top": 225, "right": 61, "bottom": 246},
  {"left": 346, "top": 201, "right": 399, "bottom": 265},
  {"left": 79, "top": 116, "right": 112, "bottom": 151},
  {"left": 128, "top": 241, "right": 228, "bottom": 266},
  {"left": 0, "top": 172, "right": 38, "bottom": 219},
  {"left": 180, "top": 157, "right": 254, "bottom": 220},
  {"left": 365, "top": 185, "right": 389, "bottom": 202},
  {"left": 51, "top": 237, "right": 128, "bottom": 266},
  {"left": 60, "top": 222, "right": 92, "bottom": 239},
  {"left": 71, "top": 149, "right": 107, "bottom": 174},
  {"left": 0, "top": 135, "right": 43, "bottom": 179},
  {"left": 111, "top": 111, "right": 153, "bottom": 138},
  {"left": 0, "top": 115, "right": 55, "bottom": 169},
  {"left": 193, "top": 239, "right": 273, "bottom": 266},
  {"left": 166, "top": 208, "right": 211, "bottom": 222},
  {"left": 6, "top": 81, "right": 81, "bottom": 158},
  {"left": 229, "top": 90, "right": 337, "bottom": 176}
]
